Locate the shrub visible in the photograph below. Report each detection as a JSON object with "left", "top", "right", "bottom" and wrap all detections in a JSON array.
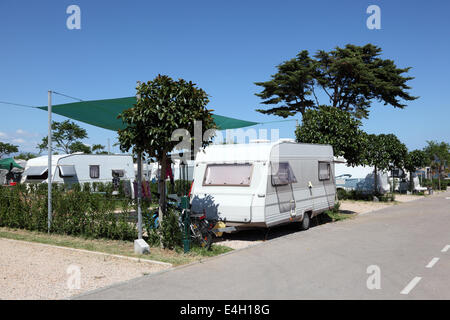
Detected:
[
  {"left": 337, "top": 188, "right": 348, "bottom": 200},
  {"left": 159, "top": 208, "right": 183, "bottom": 249},
  {"left": 0, "top": 183, "right": 137, "bottom": 241}
]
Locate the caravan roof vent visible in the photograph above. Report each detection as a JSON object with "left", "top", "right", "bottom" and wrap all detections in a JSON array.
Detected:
[{"left": 249, "top": 139, "right": 270, "bottom": 143}]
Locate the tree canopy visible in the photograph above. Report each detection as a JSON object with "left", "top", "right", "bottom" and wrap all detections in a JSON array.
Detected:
[
  {"left": 117, "top": 75, "right": 216, "bottom": 219},
  {"left": 37, "top": 120, "right": 106, "bottom": 154},
  {"left": 256, "top": 43, "right": 417, "bottom": 119},
  {"left": 0, "top": 142, "right": 18, "bottom": 158},
  {"left": 295, "top": 106, "right": 366, "bottom": 166},
  {"left": 362, "top": 133, "right": 408, "bottom": 194}
]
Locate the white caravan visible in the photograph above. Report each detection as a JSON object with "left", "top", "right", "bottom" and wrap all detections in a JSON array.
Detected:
[
  {"left": 334, "top": 158, "right": 390, "bottom": 194},
  {"left": 190, "top": 140, "right": 336, "bottom": 230},
  {"left": 21, "top": 153, "right": 135, "bottom": 189}
]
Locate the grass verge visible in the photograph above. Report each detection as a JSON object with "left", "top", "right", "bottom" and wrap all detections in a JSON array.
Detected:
[
  {"left": 324, "top": 202, "right": 357, "bottom": 222},
  {"left": 0, "top": 227, "right": 233, "bottom": 266}
]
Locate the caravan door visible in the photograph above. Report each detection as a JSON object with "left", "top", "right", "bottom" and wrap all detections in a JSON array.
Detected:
[{"left": 271, "top": 162, "right": 297, "bottom": 216}]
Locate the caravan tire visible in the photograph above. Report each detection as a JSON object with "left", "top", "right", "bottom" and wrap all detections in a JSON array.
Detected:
[{"left": 300, "top": 213, "right": 310, "bottom": 231}]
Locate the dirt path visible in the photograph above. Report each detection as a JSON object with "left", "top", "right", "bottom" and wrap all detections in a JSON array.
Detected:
[{"left": 0, "top": 238, "right": 170, "bottom": 300}]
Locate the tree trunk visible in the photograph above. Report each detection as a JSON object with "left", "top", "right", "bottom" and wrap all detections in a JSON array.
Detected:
[
  {"left": 409, "top": 171, "right": 414, "bottom": 193},
  {"left": 158, "top": 153, "right": 168, "bottom": 223},
  {"left": 438, "top": 165, "right": 441, "bottom": 191},
  {"left": 374, "top": 165, "right": 378, "bottom": 196}
]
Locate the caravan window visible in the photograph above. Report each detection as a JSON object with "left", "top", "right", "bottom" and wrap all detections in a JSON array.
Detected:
[
  {"left": 318, "top": 162, "right": 331, "bottom": 180},
  {"left": 271, "top": 162, "right": 297, "bottom": 186},
  {"left": 203, "top": 163, "right": 253, "bottom": 186},
  {"left": 89, "top": 165, "right": 100, "bottom": 179},
  {"left": 112, "top": 169, "right": 125, "bottom": 178},
  {"left": 24, "top": 166, "right": 48, "bottom": 182}
]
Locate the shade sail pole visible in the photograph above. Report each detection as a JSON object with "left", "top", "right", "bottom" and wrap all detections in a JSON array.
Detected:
[
  {"left": 137, "top": 154, "right": 142, "bottom": 239},
  {"left": 47, "top": 90, "right": 52, "bottom": 233},
  {"left": 136, "top": 81, "right": 143, "bottom": 240}
]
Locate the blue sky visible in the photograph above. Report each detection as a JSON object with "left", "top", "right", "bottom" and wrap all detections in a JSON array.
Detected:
[{"left": 0, "top": 0, "right": 449, "bottom": 154}]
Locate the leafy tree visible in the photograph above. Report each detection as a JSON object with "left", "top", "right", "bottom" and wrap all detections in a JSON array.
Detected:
[
  {"left": 256, "top": 43, "right": 417, "bottom": 119},
  {"left": 423, "top": 141, "right": 450, "bottom": 190},
  {"left": 91, "top": 144, "right": 108, "bottom": 154},
  {"left": 38, "top": 120, "right": 88, "bottom": 154},
  {"left": 68, "top": 142, "right": 107, "bottom": 154},
  {"left": 117, "top": 75, "right": 216, "bottom": 222},
  {"left": 256, "top": 50, "right": 317, "bottom": 118},
  {"left": 295, "top": 106, "right": 367, "bottom": 166},
  {"left": 0, "top": 142, "right": 18, "bottom": 158},
  {"left": 404, "top": 150, "right": 428, "bottom": 192},
  {"left": 15, "top": 152, "right": 38, "bottom": 160},
  {"left": 363, "top": 134, "right": 408, "bottom": 195},
  {"left": 37, "top": 120, "right": 106, "bottom": 155},
  {"left": 67, "top": 141, "right": 91, "bottom": 154}
]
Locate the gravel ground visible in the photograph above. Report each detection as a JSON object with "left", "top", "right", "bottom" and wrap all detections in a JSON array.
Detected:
[{"left": 0, "top": 239, "right": 171, "bottom": 300}]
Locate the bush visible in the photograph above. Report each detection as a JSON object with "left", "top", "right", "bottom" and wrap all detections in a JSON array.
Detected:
[
  {"left": 0, "top": 183, "right": 137, "bottom": 241},
  {"left": 337, "top": 189, "right": 395, "bottom": 202},
  {"left": 337, "top": 188, "right": 348, "bottom": 200},
  {"left": 159, "top": 208, "right": 183, "bottom": 249},
  {"left": 421, "top": 178, "right": 449, "bottom": 191}
]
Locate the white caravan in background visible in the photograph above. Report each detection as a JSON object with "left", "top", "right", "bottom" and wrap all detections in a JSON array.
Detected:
[
  {"left": 21, "top": 153, "right": 135, "bottom": 191},
  {"left": 334, "top": 157, "right": 390, "bottom": 194},
  {"left": 190, "top": 139, "right": 336, "bottom": 230}
]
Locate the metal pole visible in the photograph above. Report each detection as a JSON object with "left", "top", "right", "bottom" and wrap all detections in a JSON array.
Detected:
[
  {"left": 136, "top": 81, "right": 143, "bottom": 239},
  {"left": 47, "top": 90, "right": 52, "bottom": 233},
  {"left": 137, "top": 153, "right": 143, "bottom": 239}
]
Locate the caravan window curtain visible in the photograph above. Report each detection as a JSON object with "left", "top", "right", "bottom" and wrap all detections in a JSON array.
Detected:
[
  {"left": 318, "top": 162, "right": 331, "bottom": 180},
  {"left": 89, "top": 165, "right": 100, "bottom": 179},
  {"left": 203, "top": 163, "right": 253, "bottom": 186},
  {"left": 271, "top": 162, "right": 297, "bottom": 186}
]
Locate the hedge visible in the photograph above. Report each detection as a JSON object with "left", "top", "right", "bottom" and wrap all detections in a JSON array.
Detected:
[{"left": 0, "top": 183, "right": 138, "bottom": 240}]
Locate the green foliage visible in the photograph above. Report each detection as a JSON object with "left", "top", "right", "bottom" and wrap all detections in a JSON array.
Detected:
[
  {"left": 337, "top": 188, "right": 395, "bottom": 202},
  {"left": 422, "top": 178, "right": 449, "bottom": 190},
  {"left": 404, "top": 149, "right": 428, "bottom": 192},
  {"left": 295, "top": 106, "right": 367, "bottom": 166},
  {"left": 159, "top": 208, "right": 183, "bottom": 250},
  {"left": 404, "top": 149, "right": 428, "bottom": 172},
  {"left": 255, "top": 50, "right": 316, "bottom": 117},
  {"left": 256, "top": 43, "right": 417, "bottom": 119},
  {"left": 361, "top": 134, "right": 406, "bottom": 195},
  {"left": 38, "top": 120, "right": 88, "bottom": 154},
  {"left": 37, "top": 120, "right": 106, "bottom": 154},
  {"left": 15, "top": 152, "right": 37, "bottom": 160},
  {"left": 363, "top": 134, "right": 408, "bottom": 171},
  {"left": 0, "top": 183, "right": 137, "bottom": 240},
  {"left": 0, "top": 142, "right": 19, "bottom": 158},
  {"left": 423, "top": 140, "right": 450, "bottom": 179},
  {"left": 118, "top": 75, "right": 216, "bottom": 157},
  {"left": 142, "top": 207, "right": 183, "bottom": 249}
]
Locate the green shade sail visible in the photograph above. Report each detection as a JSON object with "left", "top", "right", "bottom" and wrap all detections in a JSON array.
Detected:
[
  {"left": 38, "top": 97, "right": 258, "bottom": 131},
  {"left": 0, "top": 158, "right": 24, "bottom": 171}
]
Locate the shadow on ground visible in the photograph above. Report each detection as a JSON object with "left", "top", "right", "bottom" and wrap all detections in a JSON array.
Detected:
[{"left": 214, "top": 211, "right": 356, "bottom": 246}]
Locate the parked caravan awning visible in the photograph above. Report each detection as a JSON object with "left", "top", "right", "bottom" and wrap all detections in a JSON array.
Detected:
[
  {"left": 24, "top": 166, "right": 48, "bottom": 176},
  {"left": 0, "top": 158, "right": 24, "bottom": 171},
  {"left": 58, "top": 165, "right": 76, "bottom": 177}
]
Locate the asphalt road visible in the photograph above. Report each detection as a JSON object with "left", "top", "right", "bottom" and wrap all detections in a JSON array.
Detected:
[{"left": 76, "top": 191, "right": 450, "bottom": 300}]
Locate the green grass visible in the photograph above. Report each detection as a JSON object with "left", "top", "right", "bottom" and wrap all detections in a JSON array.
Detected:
[
  {"left": 0, "top": 227, "right": 233, "bottom": 266},
  {"left": 324, "top": 202, "right": 357, "bottom": 222},
  {"left": 325, "top": 210, "right": 355, "bottom": 222}
]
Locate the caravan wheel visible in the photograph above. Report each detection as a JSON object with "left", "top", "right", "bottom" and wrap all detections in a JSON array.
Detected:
[{"left": 300, "top": 213, "right": 310, "bottom": 231}]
